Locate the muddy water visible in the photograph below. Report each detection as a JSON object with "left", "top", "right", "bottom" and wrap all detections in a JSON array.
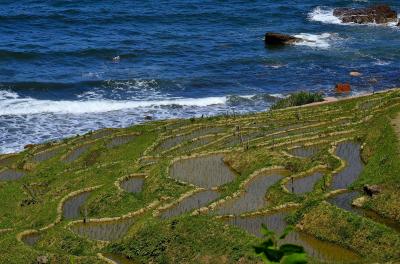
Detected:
[
  {"left": 62, "top": 192, "right": 91, "bottom": 220},
  {"left": 103, "top": 253, "right": 135, "bottom": 264},
  {"left": 0, "top": 169, "right": 25, "bottom": 181},
  {"left": 120, "top": 177, "right": 145, "bottom": 193},
  {"left": 331, "top": 142, "right": 364, "bottom": 190},
  {"left": 213, "top": 172, "right": 284, "bottom": 215},
  {"left": 289, "top": 145, "right": 322, "bottom": 158},
  {"left": 63, "top": 144, "right": 91, "bottom": 163},
  {"left": 329, "top": 191, "right": 400, "bottom": 232},
  {"left": 285, "top": 172, "right": 324, "bottom": 195},
  {"left": 160, "top": 190, "right": 220, "bottom": 219},
  {"left": 226, "top": 211, "right": 360, "bottom": 263},
  {"left": 21, "top": 232, "right": 40, "bottom": 246},
  {"left": 107, "top": 135, "right": 136, "bottom": 148},
  {"left": 32, "top": 147, "right": 61, "bottom": 162},
  {"left": 71, "top": 218, "right": 135, "bottom": 241},
  {"left": 170, "top": 154, "right": 236, "bottom": 188}
]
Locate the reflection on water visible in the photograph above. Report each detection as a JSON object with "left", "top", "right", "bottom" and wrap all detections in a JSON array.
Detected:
[
  {"left": 213, "top": 171, "right": 284, "bottom": 215},
  {"left": 226, "top": 211, "right": 360, "bottom": 263},
  {"left": 71, "top": 218, "right": 135, "bottom": 241},
  {"left": 286, "top": 172, "right": 324, "bottom": 194},
  {"left": 290, "top": 145, "right": 322, "bottom": 158},
  {"left": 329, "top": 191, "right": 400, "bottom": 232},
  {"left": 120, "top": 177, "right": 145, "bottom": 193},
  {"left": 21, "top": 232, "right": 40, "bottom": 246},
  {"left": 331, "top": 142, "right": 364, "bottom": 189},
  {"left": 63, "top": 192, "right": 91, "bottom": 220},
  {"left": 170, "top": 154, "right": 236, "bottom": 188},
  {"left": 0, "top": 169, "right": 25, "bottom": 181},
  {"left": 161, "top": 190, "right": 220, "bottom": 219}
]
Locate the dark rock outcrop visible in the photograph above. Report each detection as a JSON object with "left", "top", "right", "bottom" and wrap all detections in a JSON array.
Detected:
[
  {"left": 264, "top": 33, "right": 301, "bottom": 45},
  {"left": 333, "top": 5, "right": 398, "bottom": 24},
  {"left": 363, "top": 184, "right": 381, "bottom": 197}
]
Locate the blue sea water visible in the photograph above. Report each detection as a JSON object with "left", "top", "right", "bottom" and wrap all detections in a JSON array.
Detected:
[{"left": 0, "top": 0, "right": 400, "bottom": 153}]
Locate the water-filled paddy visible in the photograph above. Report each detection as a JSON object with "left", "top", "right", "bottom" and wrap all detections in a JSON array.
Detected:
[
  {"left": 329, "top": 191, "right": 400, "bottom": 232},
  {"left": 226, "top": 211, "right": 360, "bottom": 263},
  {"left": 160, "top": 190, "right": 220, "bottom": 219},
  {"left": 21, "top": 232, "right": 40, "bottom": 246},
  {"left": 0, "top": 169, "right": 25, "bottom": 181},
  {"left": 285, "top": 172, "right": 324, "bottom": 194},
  {"left": 169, "top": 154, "right": 236, "bottom": 188},
  {"left": 32, "top": 148, "right": 61, "bottom": 163},
  {"left": 70, "top": 218, "right": 135, "bottom": 241},
  {"left": 120, "top": 177, "right": 145, "bottom": 193},
  {"left": 62, "top": 192, "right": 91, "bottom": 220},
  {"left": 107, "top": 134, "right": 136, "bottom": 148},
  {"left": 63, "top": 144, "right": 92, "bottom": 163},
  {"left": 213, "top": 171, "right": 285, "bottom": 215},
  {"left": 331, "top": 141, "right": 364, "bottom": 189},
  {"left": 289, "top": 145, "right": 323, "bottom": 158}
]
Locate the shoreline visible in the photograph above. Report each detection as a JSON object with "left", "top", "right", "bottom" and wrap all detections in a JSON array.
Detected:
[{"left": 0, "top": 88, "right": 398, "bottom": 156}]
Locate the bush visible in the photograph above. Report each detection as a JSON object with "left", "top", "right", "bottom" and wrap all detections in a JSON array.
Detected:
[{"left": 271, "top": 92, "right": 324, "bottom": 110}]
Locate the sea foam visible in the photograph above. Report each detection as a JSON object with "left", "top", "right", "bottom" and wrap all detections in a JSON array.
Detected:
[{"left": 293, "top": 33, "right": 339, "bottom": 49}]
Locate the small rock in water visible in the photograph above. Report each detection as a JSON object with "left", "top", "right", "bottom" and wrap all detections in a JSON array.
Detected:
[
  {"left": 333, "top": 5, "right": 398, "bottom": 25},
  {"left": 264, "top": 32, "right": 301, "bottom": 45},
  {"left": 350, "top": 71, "right": 362, "bottom": 77},
  {"left": 335, "top": 83, "right": 351, "bottom": 93},
  {"left": 144, "top": 115, "right": 153, "bottom": 120}
]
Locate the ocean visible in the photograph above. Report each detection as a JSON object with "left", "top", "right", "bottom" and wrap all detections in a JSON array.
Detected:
[{"left": 1, "top": 0, "right": 399, "bottom": 153}]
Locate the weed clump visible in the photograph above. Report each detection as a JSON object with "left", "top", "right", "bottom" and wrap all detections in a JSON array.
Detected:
[{"left": 271, "top": 92, "right": 324, "bottom": 110}]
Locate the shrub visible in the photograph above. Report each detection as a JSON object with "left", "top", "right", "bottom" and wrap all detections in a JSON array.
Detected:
[{"left": 271, "top": 92, "right": 324, "bottom": 110}]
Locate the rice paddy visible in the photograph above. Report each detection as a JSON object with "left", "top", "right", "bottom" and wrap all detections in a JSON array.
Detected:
[
  {"left": 169, "top": 154, "right": 236, "bottom": 188},
  {"left": 70, "top": 218, "right": 135, "bottom": 242},
  {"left": 285, "top": 171, "right": 325, "bottom": 194},
  {"left": 119, "top": 177, "right": 145, "bottom": 194},
  {"left": 0, "top": 168, "right": 25, "bottom": 181},
  {"left": 62, "top": 192, "right": 91, "bottom": 220},
  {"left": 63, "top": 143, "right": 92, "bottom": 163},
  {"left": 2, "top": 89, "right": 400, "bottom": 263},
  {"left": 160, "top": 190, "right": 220, "bottom": 219},
  {"left": 226, "top": 210, "right": 360, "bottom": 263},
  {"left": 212, "top": 170, "right": 285, "bottom": 215},
  {"left": 106, "top": 134, "right": 137, "bottom": 149},
  {"left": 331, "top": 141, "right": 364, "bottom": 189}
]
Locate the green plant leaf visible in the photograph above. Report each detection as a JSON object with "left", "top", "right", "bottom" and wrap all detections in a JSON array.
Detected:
[
  {"left": 279, "top": 225, "right": 294, "bottom": 240},
  {"left": 261, "top": 224, "right": 275, "bottom": 237},
  {"left": 281, "top": 253, "right": 308, "bottom": 264},
  {"left": 279, "top": 244, "right": 305, "bottom": 255},
  {"left": 264, "top": 248, "right": 284, "bottom": 262}
]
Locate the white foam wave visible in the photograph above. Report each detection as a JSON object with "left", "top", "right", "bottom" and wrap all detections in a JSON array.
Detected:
[
  {"left": 0, "top": 90, "right": 20, "bottom": 100},
  {"left": 0, "top": 95, "right": 229, "bottom": 116},
  {"left": 308, "top": 7, "right": 342, "bottom": 25},
  {"left": 293, "top": 33, "right": 339, "bottom": 49}
]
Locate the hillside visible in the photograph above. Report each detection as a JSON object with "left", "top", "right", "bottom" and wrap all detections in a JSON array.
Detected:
[{"left": 1, "top": 89, "right": 400, "bottom": 263}]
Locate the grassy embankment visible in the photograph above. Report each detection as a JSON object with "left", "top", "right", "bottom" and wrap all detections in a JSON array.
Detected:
[{"left": 0, "top": 90, "right": 400, "bottom": 263}]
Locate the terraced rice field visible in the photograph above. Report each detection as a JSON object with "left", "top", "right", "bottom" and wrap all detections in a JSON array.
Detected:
[{"left": 2, "top": 89, "right": 400, "bottom": 263}]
